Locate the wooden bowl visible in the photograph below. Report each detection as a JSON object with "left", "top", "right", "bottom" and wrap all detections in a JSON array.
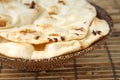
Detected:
[{"left": 0, "top": 3, "right": 113, "bottom": 71}]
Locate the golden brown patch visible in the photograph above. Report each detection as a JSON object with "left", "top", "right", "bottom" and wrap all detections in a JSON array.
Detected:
[
  {"left": 0, "top": 36, "right": 8, "bottom": 42},
  {"left": 0, "top": 36, "right": 4, "bottom": 41},
  {"left": 79, "top": 42, "right": 84, "bottom": 49},
  {"left": 0, "top": 14, "right": 12, "bottom": 28},
  {"left": 49, "top": 33, "right": 60, "bottom": 36},
  {"left": 37, "top": 24, "right": 53, "bottom": 30},
  {"left": 48, "top": 6, "right": 58, "bottom": 15},
  {"left": 58, "top": 0, "right": 66, "bottom": 5},
  {"left": 0, "top": 20, "right": 7, "bottom": 27},
  {"left": 33, "top": 44, "right": 46, "bottom": 51},
  {"left": 20, "top": 29, "right": 36, "bottom": 35},
  {"left": 0, "top": 0, "right": 14, "bottom": 3}
]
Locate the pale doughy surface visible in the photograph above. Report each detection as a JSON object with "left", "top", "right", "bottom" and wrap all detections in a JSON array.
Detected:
[{"left": 0, "top": 0, "right": 110, "bottom": 59}]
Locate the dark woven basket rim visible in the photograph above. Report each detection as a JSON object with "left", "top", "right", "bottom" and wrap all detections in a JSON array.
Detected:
[{"left": 0, "top": 3, "right": 113, "bottom": 71}]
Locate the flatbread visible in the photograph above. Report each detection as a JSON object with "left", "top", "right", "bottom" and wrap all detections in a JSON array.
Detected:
[
  {"left": 0, "top": 0, "right": 110, "bottom": 59},
  {"left": 0, "top": 18, "right": 110, "bottom": 59},
  {"left": 0, "top": 0, "right": 96, "bottom": 44}
]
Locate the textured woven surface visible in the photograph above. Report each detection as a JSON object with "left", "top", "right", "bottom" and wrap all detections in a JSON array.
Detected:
[{"left": 0, "top": 0, "right": 120, "bottom": 80}]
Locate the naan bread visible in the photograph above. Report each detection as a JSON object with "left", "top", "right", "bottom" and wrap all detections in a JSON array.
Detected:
[
  {"left": 0, "top": 0, "right": 96, "bottom": 44},
  {"left": 0, "top": 0, "right": 110, "bottom": 59},
  {"left": 0, "top": 18, "right": 110, "bottom": 59}
]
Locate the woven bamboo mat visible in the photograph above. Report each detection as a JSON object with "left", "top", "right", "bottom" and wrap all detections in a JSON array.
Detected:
[{"left": 0, "top": 0, "right": 120, "bottom": 80}]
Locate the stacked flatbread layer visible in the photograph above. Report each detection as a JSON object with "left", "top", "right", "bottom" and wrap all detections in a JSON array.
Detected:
[{"left": 0, "top": 0, "right": 110, "bottom": 59}]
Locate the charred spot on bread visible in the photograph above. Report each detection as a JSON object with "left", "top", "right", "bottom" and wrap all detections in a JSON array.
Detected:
[
  {"left": 35, "top": 36, "right": 40, "bottom": 40},
  {"left": 92, "top": 30, "right": 102, "bottom": 35},
  {"left": 74, "top": 33, "right": 79, "bottom": 36},
  {"left": 53, "top": 38, "right": 58, "bottom": 42},
  {"left": 60, "top": 36, "right": 65, "bottom": 41},
  {"left": 92, "top": 30, "right": 97, "bottom": 35},
  {"left": 47, "top": 38, "right": 53, "bottom": 42},
  {"left": 58, "top": 0, "right": 66, "bottom": 5},
  {"left": 30, "top": 1, "right": 36, "bottom": 9}
]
